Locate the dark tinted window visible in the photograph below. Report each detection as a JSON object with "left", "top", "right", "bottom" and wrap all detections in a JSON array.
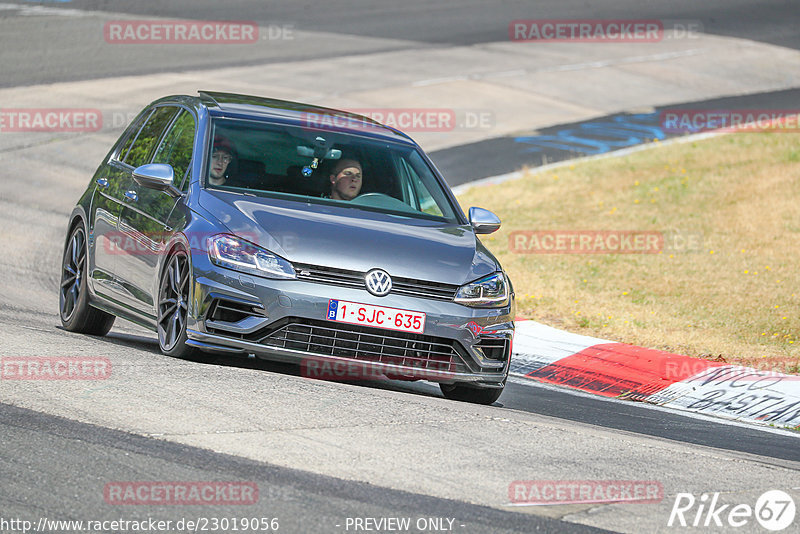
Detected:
[
  {"left": 153, "top": 109, "right": 195, "bottom": 190},
  {"left": 124, "top": 106, "right": 178, "bottom": 168}
]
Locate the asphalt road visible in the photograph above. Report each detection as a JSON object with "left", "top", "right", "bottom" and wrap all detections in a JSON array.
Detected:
[
  {"left": 1, "top": 0, "right": 799, "bottom": 87},
  {"left": 500, "top": 379, "right": 800, "bottom": 464},
  {"left": 1, "top": 402, "right": 606, "bottom": 534},
  {"left": 433, "top": 86, "right": 800, "bottom": 186},
  {"left": 1, "top": 303, "right": 798, "bottom": 532},
  {"left": 3, "top": 375, "right": 798, "bottom": 533},
  {"left": 41, "top": 0, "right": 800, "bottom": 47}
]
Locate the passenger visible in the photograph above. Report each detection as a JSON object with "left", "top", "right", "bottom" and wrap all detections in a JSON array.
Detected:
[
  {"left": 328, "top": 159, "right": 362, "bottom": 200},
  {"left": 208, "top": 135, "right": 236, "bottom": 186}
]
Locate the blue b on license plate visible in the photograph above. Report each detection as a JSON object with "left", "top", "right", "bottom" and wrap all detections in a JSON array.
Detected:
[{"left": 326, "top": 299, "right": 425, "bottom": 334}]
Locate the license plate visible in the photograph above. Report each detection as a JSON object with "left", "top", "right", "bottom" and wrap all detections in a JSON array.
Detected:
[{"left": 326, "top": 299, "right": 426, "bottom": 334}]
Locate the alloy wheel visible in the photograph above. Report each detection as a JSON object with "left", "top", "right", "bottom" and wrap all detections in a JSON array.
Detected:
[
  {"left": 157, "top": 252, "right": 189, "bottom": 351},
  {"left": 59, "top": 226, "right": 86, "bottom": 322}
]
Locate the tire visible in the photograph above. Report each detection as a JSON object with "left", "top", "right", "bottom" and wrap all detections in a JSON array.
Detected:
[
  {"left": 440, "top": 382, "right": 504, "bottom": 405},
  {"left": 156, "top": 248, "right": 197, "bottom": 359},
  {"left": 59, "top": 223, "right": 116, "bottom": 335}
]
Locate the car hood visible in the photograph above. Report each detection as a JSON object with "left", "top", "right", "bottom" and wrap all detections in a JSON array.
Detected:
[{"left": 197, "top": 190, "right": 498, "bottom": 285}]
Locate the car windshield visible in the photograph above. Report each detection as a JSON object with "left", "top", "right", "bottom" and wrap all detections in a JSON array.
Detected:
[{"left": 205, "top": 117, "right": 461, "bottom": 224}]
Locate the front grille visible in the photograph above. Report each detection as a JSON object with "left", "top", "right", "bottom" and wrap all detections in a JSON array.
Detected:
[
  {"left": 258, "top": 318, "right": 468, "bottom": 373},
  {"left": 476, "top": 336, "right": 511, "bottom": 361},
  {"left": 294, "top": 264, "right": 363, "bottom": 289},
  {"left": 294, "top": 263, "right": 459, "bottom": 301}
]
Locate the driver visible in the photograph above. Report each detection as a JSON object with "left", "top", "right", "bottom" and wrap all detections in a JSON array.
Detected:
[{"left": 328, "top": 159, "right": 362, "bottom": 200}]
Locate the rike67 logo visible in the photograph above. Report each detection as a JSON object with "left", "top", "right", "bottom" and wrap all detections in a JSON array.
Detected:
[{"left": 668, "top": 490, "right": 796, "bottom": 531}]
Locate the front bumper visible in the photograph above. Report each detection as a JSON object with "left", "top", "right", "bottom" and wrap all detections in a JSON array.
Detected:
[{"left": 185, "top": 258, "right": 514, "bottom": 388}]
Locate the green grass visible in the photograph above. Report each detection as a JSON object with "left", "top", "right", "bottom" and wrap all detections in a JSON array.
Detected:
[{"left": 457, "top": 134, "right": 800, "bottom": 374}]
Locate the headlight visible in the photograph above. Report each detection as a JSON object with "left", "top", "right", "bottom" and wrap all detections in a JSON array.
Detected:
[
  {"left": 207, "top": 234, "right": 295, "bottom": 279},
  {"left": 454, "top": 272, "right": 509, "bottom": 307}
]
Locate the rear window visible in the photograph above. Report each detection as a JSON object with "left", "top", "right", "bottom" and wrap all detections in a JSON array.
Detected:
[{"left": 123, "top": 106, "right": 179, "bottom": 168}]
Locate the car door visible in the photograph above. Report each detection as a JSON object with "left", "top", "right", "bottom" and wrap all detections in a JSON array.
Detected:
[
  {"left": 117, "top": 107, "right": 196, "bottom": 319},
  {"left": 110, "top": 105, "right": 179, "bottom": 316},
  {"left": 88, "top": 110, "right": 151, "bottom": 300}
]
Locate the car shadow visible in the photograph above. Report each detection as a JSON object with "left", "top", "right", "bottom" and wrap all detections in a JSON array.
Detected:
[{"left": 75, "top": 326, "right": 447, "bottom": 401}]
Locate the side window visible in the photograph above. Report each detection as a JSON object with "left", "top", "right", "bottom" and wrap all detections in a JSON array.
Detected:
[
  {"left": 116, "top": 110, "right": 152, "bottom": 162},
  {"left": 400, "top": 156, "right": 444, "bottom": 217},
  {"left": 153, "top": 110, "right": 196, "bottom": 190},
  {"left": 123, "top": 107, "right": 178, "bottom": 169}
]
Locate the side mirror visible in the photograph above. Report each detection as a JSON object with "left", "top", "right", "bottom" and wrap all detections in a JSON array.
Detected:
[
  {"left": 132, "top": 164, "right": 181, "bottom": 197},
  {"left": 468, "top": 207, "right": 501, "bottom": 234}
]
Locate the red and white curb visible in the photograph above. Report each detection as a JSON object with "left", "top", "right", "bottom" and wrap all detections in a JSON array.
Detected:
[{"left": 511, "top": 320, "right": 800, "bottom": 430}]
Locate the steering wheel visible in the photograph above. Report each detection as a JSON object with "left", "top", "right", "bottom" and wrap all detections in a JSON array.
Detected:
[
  {"left": 349, "top": 192, "right": 417, "bottom": 213},
  {"left": 352, "top": 193, "right": 394, "bottom": 201}
]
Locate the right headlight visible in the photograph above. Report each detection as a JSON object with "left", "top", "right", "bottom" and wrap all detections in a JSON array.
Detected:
[
  {"left": 454, "top": 272, "right": 509, "bottom": 308},
  {"left": 207, "top": 234, "right": 296, "bottom": 280}
]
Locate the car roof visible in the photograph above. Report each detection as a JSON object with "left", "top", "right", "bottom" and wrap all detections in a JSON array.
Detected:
[{"left": 181, "top": 91, "right": 415, "bottom": 144}]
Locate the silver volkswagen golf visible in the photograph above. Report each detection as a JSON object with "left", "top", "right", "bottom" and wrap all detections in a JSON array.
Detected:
[{"left": 59, "top": 91, "right": 514, "bottom": 404}]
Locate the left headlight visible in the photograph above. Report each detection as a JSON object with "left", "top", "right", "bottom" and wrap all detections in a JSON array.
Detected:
[
  {"left": 207, "top": 234, "right": 296, "bottom": 279},
  {"left": 454, "top": 272, "right": 509, "bottom": 308}
]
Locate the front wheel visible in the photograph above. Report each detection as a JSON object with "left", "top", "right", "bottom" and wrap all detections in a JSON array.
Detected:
[
  {"left": 440, "top": 382, "right": 504, "bottom": 405},
  {"left": 157, "top": 249, "right": 196, "bottom": 359},
  {"left": 59, "top": 224, "right": 115, "bottom": 335}
]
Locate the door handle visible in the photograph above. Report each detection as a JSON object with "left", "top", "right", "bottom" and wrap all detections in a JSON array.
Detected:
[
  {"left": 96, "top": 178, "right": 109, "bottom": 189},
  {"left": 124, "top": 190, "right": 138, "bottom": 202}
]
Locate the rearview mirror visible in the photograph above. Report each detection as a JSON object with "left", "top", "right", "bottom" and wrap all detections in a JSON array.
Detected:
[
  {"left": 296, "top": 146, "right": 342, "bottom": 160},
  {"left": 468, "top": 207, "right": 501, "bottom": 234},
  {"left": 132, "top": 164, "right": 181, "bottom": 197}
]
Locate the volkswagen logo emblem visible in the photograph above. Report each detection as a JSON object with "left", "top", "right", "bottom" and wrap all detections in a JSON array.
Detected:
[{"left": 365, "top": 269, "right": 392, "bottom": 297}]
